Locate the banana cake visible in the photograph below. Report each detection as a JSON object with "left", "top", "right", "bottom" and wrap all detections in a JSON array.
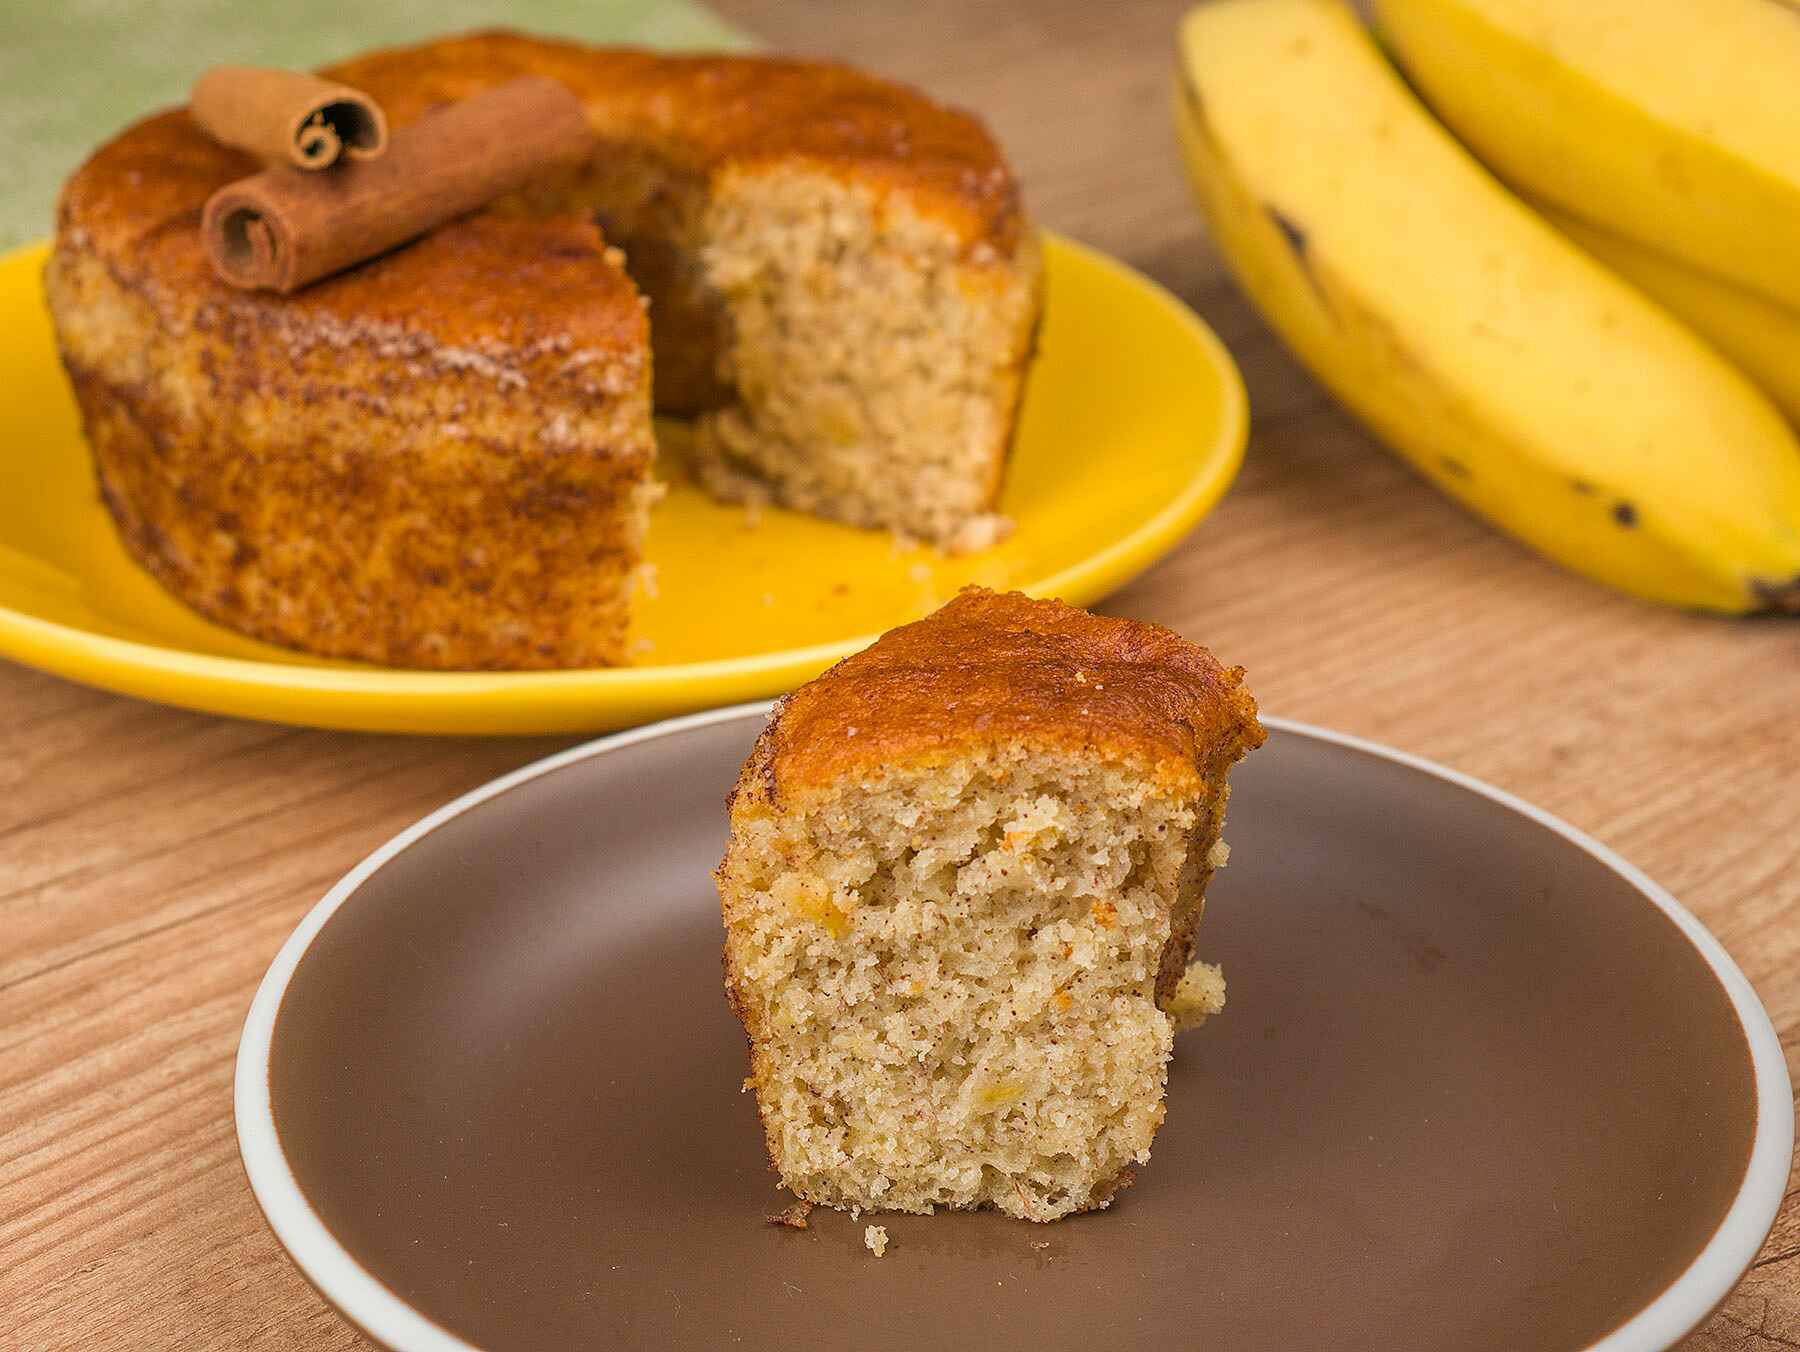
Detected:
[
  {"left": 717, "top": 589, "right": 1263, "bottom": 1221},
  {"left": 46, "top": 32, "right": 1042, "bottom": 669}
]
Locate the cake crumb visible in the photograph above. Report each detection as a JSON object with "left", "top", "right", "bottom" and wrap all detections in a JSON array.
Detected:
[
  {"left": 941, "top": 512, "right": 1014, "bottom": 554},
  {"left": 864, "top": 1224, "right": 889, "bottom": 1257},
  {"left": 767, "top": 1201, "right": 814, "bottom": 1230},
  {"left": 1208, "top": 838, "right": 1231, "bottom": 869},
  {"left": 1168, "top": 961, "right": 1228, "bottom": 1031}
]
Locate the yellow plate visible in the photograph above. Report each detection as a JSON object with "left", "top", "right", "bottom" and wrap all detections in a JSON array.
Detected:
[{"left": 0, "top": 233, "right": 1246, "bottom": 735}]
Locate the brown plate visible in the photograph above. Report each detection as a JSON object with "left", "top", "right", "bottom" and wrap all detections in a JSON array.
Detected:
[{"left": 236, "top": 707, "right": 1792, "bottom": 1352}]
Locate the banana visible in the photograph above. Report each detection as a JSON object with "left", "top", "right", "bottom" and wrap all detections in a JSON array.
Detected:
[
  {"left": 1539, "top": 202, "right": 1800, "bottom": 430},
  {"left": 1374, "top": 0, "right": 1800, "bottom": 310},
  {"left": 1174, "top": 0, "right": 1800, "bottom": 613}
]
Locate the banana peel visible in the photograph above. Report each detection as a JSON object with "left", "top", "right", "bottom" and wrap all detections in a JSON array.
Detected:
[{"left": 1174, "top": 0, "right": 1800, "bottom": 613}]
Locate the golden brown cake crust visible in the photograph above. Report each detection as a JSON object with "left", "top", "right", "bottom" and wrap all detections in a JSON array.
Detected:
[
  {"left": 49, "top": 210, "right": 654, "bottom": 669},
  {"left": 324, "top": 31, "right": 1025, "bottom": 255},
  {"left": 744, "top": 588, "right": 1266, "bottom": 802},
  {"left": 57, "top": 125, "right": 654, "bottom": 373},
  {"left": 59, "top": 30, "right": 1025, "bottom": 307}
]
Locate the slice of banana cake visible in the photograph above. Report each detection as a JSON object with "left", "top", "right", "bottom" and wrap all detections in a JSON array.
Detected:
[{"left": 717, "top": 588, "right": 1263, "bottom": 1221}]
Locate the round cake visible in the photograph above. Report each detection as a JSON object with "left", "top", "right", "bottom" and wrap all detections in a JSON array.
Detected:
[{"left": 47, "top": 31, "right": 1041, "bottom": 670}]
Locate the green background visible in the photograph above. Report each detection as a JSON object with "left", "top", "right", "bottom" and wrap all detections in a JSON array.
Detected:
[{"left": 1, "top": 0, "right": 748, "bottom": 251}]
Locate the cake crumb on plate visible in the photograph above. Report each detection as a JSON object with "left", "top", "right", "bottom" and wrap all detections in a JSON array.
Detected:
[
  {"left": 768, "top": 1201, "right": 814, "bottom": 1230},
  {"left": 1168, "top": 961, "right": 1228, "bottom": 1031},
  {"left": 864, "top": 1225, "right": 889, "bottom": 1257}
]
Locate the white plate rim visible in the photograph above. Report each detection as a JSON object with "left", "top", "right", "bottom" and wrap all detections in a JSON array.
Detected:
[{"left": 234, "top": 705, "right": 1795, "bottom": 1352}]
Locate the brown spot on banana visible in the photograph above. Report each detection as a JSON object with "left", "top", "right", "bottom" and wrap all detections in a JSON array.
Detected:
[
  {"left": 1265, "top": 204, "right": 1334, "bottom": 314},
  {"left": 1268, "top": 206, "right": 1307, "bottom": 257},
  {"left": 1612, "top": 501, "right": 1638, "bottom": 528},
  {"left": 1750, "top": 575, "right": 1800, "bottom": 613}
]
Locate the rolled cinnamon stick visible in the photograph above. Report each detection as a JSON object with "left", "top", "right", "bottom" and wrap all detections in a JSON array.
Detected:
[
  {"left": 201, "top": 76, "right": 594, "bottom": 293},
  {"left": 191, "top": 66, "right": 388, "bottom": 169}
]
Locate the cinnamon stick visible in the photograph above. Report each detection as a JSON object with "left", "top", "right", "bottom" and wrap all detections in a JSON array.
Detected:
[
  {"left": 191, "top": 66, "right": 388, "bottom": 169},
  {"left": 201, "top": 77, "right": 593, "bottom": 293}
]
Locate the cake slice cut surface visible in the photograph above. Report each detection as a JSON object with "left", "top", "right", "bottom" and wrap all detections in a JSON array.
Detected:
[{"left": 717, "top": 588, "right": 1263, "bottom": 1221}]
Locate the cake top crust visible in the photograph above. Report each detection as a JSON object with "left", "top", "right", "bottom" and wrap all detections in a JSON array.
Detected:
[
  {"left": 56, "top": 31, "right": 1025, "bottom": 340},
  {"left": 57, "top": 105, "right": 649, "bottom": 365},
  {"left": 744, "top": 588, "right": 1265, "bottom": 802},
  {"left": 326, "top": 31, "right": 1024, "bottom": 252}
]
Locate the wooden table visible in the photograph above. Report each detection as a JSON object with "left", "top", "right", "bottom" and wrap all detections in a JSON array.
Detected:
[{"left": 4, "top": 1, "right": 1795, "bottom": 1346}]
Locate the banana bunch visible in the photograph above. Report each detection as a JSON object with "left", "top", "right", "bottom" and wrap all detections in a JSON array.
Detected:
[{"left": 1175, "top": 0, "right": 1800, "bottom": 612}]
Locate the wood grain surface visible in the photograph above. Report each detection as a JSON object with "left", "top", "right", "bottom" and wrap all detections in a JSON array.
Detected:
[{"left": 3, "top": 0, "right": 1796, "bottom": 1347}]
